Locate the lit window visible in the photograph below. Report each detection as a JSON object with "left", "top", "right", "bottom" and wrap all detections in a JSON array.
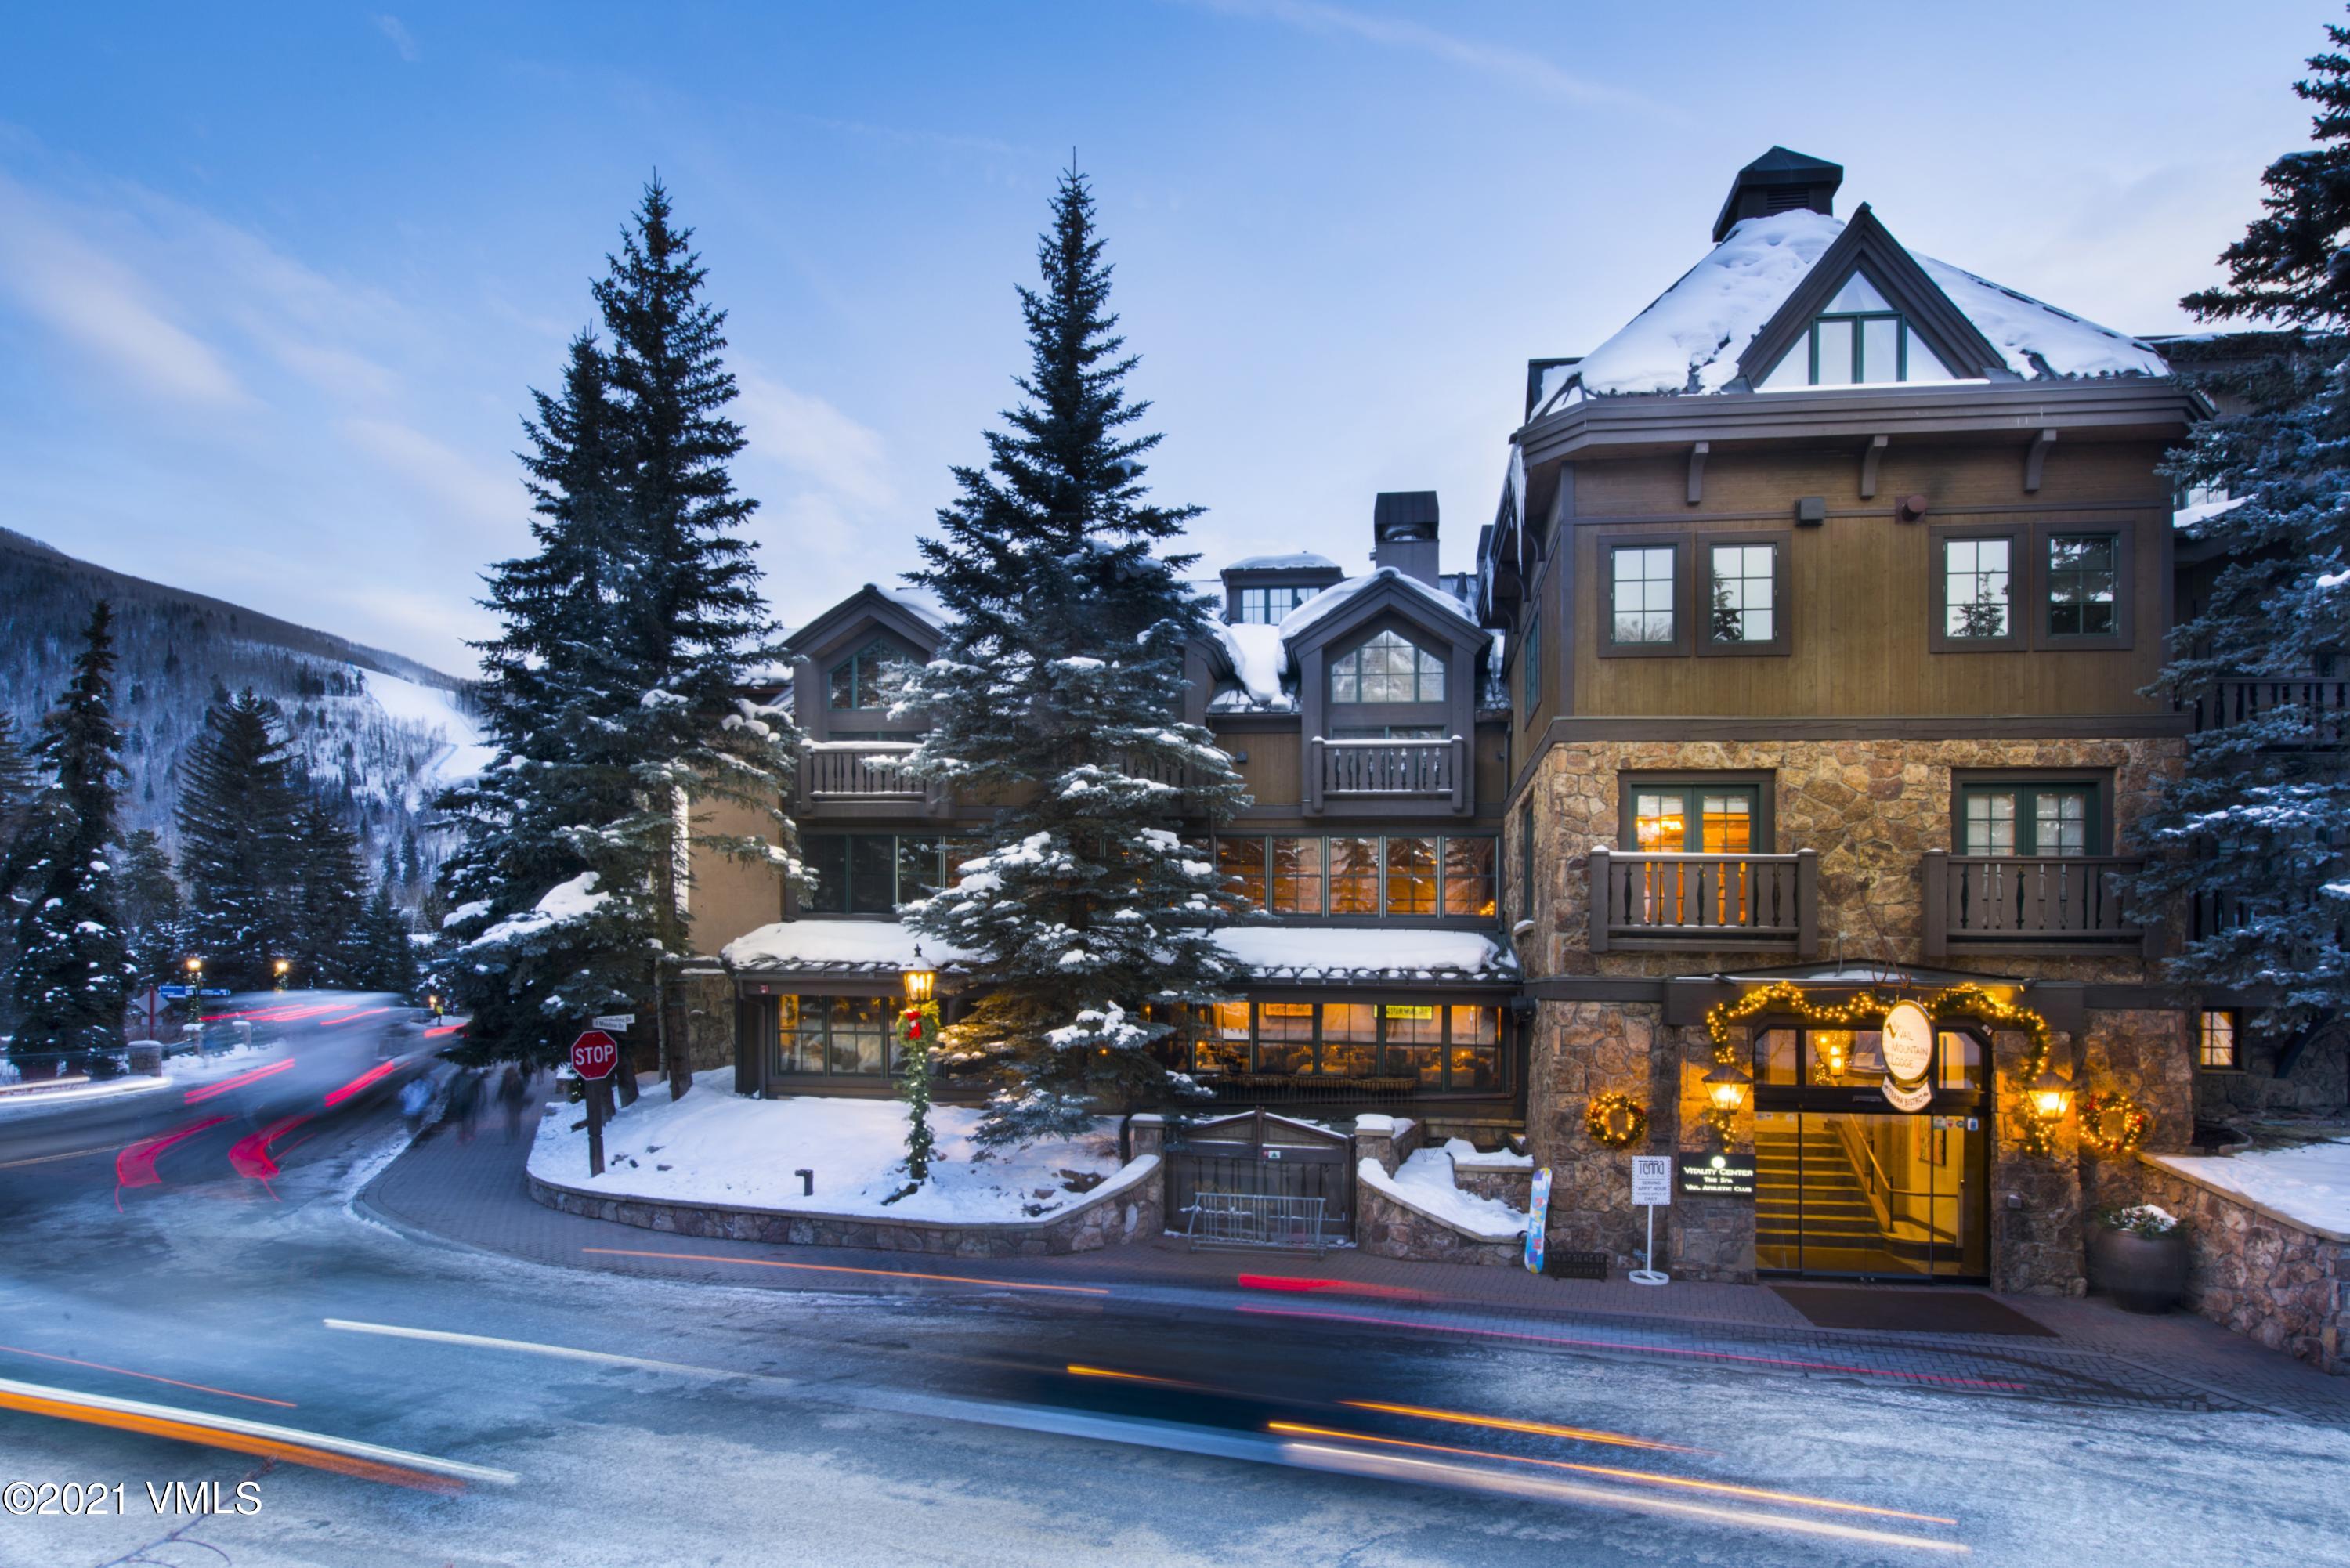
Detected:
[
  {"left": 2198, "top": 1010, "right": 2240, "bottom": 1071},
  {"left": 774, "top": 995, "right": 895, "bottom": 1077},
  {"left": 1217, "top": 836, "right": 1267, "bottom": 909},
  {"left": 2047, "top": 535, "right": 2119, "bottom": 638},
  {"left": 1610, "top": 546, "right": 1676, "bottom": 645},
  {"left": 1331, "top": 630, "right": 1445, "bottom": 703},
  {"left": 1384, "top": 837, "right": 1437, "bottom": 916},
  {"left": 1271, "top": 837, "right": 1324, "bottom": 915},
  {"left": 1943, "top": 539, "right": 2012, "bottom": 639},
  {"left": 1706, "top": 544, "right": 1777, "bottom": 645},
  {"left": 1759, "top": 272, "right": 1956, "bottom": 388},
  {"left": 829, "top": 638, "right": 906, "bottom": 710}
]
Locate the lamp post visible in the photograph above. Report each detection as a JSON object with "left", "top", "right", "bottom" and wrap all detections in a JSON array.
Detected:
[
  {"left": 272, "top": 958, "right": 291, "bottom": 993},
  {"left": 183, "top": 956, "right": 205, "bottom": 1039},
  {"left": 898, "top": 948, "right": 939, "bottom": 1185}
]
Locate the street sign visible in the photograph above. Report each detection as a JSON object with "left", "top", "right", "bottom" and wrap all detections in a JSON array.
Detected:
[
  {"left": 591, "top": 1013, "right": 635, "bottom": 1031},
  {"left": 1522, "top": 1166, "right": 1553, "bottom": 1275},
  {"left": 569, "top": 1030, "right": 619, "bottom": 1080},
  {"left": 158, "top": 985, "right": 190, "bottom": 999},
  {"left": 1630, "top": 1155, "right": 1672, "bottom": 1207},
  {"left": 1678, "top": 1152, "right": 1756, "bottom": 1196}
]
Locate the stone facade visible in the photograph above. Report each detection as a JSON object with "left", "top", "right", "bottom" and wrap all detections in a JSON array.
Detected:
[
  {"left": 2130, "top": 1154, "right": 2347, "bottom": 1375},
  {"left": 530, "top": 1156, "right": 1163, "bottom": 1258},
  {"left": 1355, "top": 1171, "right": 1524, "bottom": 1266},
  {"left": 671, "top": 970, "right": 738, "bottom": 1074}
]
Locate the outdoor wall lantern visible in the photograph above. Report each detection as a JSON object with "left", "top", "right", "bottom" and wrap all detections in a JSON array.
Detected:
[
  {"left": 2030, "top": 1066, "right": 2073, "bottom": 1124},
  {"left": 902, "top": 948, "right": 937, "bottom": 1005},
  {"left": 1704, "top": 1061, "right": 1752, "bottom": 1115}
]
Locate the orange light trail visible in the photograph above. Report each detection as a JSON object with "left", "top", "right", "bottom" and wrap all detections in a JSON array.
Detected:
[
  {"left": 183, "top": 1058, "right": 296, "bottom": 1104},
  {"left": 1340, "top": 1399, "right": 1695, "bottom": 1452},
  {"left": 322, "top": 1059, "right": 400, "bottom": 1108},
  {"left": 424, "top": 1023, "right": 466, "bottom": 1039},
  {"left": 1267, "top": 1423, "right": 1959, "bottom": 1524},
  {"left": 581, "top": 1247, "right": 1110, "bottom": 1295},
  {"left": 1065, "top": 1364, "right": 1198, "bottom": 1387},
  {"left": 0, "top": 1344, "right": 295, "bottom": 1409}
]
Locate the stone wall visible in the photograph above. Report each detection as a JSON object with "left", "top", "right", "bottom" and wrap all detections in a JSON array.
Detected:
[
  {"left": 530, "top": 1156, "right": 1162, "bottom": 1258},
  {"left": 1355, "top": 1168, "right": 1524, "bottom": 1267},
  {"left": 672, "top": 970, "right": 737, "bottom": 1074},
  {"left": 2197, "top": 1034, "right": 2350, "bottom": 1119},
  {"left": 1455, "top": 1166, "right": 1533, "bottom": 1206},
  {"left": 2131, "top": 1155, "right": 2347, "bottom": 1375},
  {"left": 1524, "top": 999, "right": 1679, "bottom": 1273}
]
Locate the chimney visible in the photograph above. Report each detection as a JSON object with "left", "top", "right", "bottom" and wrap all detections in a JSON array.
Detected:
[
  {"left": 1712, "top": 146, "right": 1843, "bottom": 243},
  {"left": 1372, "top": 491, "right": 1440, "bottom": 587}
]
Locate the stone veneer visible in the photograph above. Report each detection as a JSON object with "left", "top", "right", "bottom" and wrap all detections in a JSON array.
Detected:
[
  {"left": 1509, "top": 736, "right": 2194, "bottom": 1290},
  {"left": 1355, "top": 1171, "right": 1524, "bottom": 1266},
  {"left": 2131, "top": 1154, "right": 2347, "bottom": 1375}
]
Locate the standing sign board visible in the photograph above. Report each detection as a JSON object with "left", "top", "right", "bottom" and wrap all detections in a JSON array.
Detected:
[
  {"left": 1629, "top": 1155, "right": 1672, "bottom": 1286},
  {"left": 570, "top": 1029, "right": 619, "bottom": 1177},
  {"left": 1523, "top": 1167, "right": 1553, "bottom": 1274},
  {"left": 1880, "top": 1001, "right": 1935, "bottom": 1113}
]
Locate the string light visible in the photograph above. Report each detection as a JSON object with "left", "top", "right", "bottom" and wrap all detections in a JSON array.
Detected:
[{"left": 1585, "top": 1091, "right": 1647, "bottom": 1150}]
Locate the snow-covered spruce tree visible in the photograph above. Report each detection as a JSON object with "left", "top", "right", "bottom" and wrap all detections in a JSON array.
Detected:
[
  {"left": 9, "top": 602, "right": 132, "bottom": 1068},
  {"left": 902, "top": 169, "right": 1247, "bottom": 1147},
  {"left": 351, "top": 881, "right": 421, "bottom": 995},
  {"left": 115, "top": 828, "right": 183, "bottom": 991},
  {"left": 2134, "top": 18, "right": 2350, "bottom": 1048},
  {"left": 0, "top": 711, "right": 46, "bottom": 1028},
  {"left": 175, "top": 692, "right": 302, "bottom": 990},
  {"left": 287, "top": 800, "right": 368, "bottom": 986}
]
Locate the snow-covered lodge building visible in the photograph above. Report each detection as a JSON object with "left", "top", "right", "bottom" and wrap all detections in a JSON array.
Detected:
[{"left": 674, "top": 148, "right": 2334, "bottom": 1291}]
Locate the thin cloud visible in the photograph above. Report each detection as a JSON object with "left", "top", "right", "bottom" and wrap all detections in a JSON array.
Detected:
[
  {"left": 340, "top": 416, "right": 517, "bottom": 526},
  {"left": 735, "top": 370, "right": 896, "bottom": 511},
  {"left": 1191, "top": 0, "right": 1658, "bottom": 114},
  {"left": 373, "top": 15, "right": 421, "bottom": 63}
]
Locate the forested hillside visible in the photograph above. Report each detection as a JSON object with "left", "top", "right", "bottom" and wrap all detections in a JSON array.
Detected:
[{"left": 0, "top": 527, "right": 483, "bottom": 906}]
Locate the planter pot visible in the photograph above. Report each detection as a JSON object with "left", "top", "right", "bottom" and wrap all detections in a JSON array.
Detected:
[{"left": 2089, "top": 1227, "right": 2188, "bottom": 1314}]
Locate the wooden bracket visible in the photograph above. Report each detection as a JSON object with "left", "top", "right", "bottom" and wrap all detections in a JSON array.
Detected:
[
  {"left": 1686, "top": 441, "right": 1709, "bottom": 506},
  {"left": 1860, "top": 435, "right": 1888, "bottom": 500},
  {"left": 2024, "top": 428, "right": 2057, "bottom": 493}
]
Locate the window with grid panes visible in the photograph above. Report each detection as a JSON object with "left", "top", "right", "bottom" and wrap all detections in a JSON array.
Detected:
[
  {"left": 2046, "top": 534, "right": 2119, "bottom": 638},
  {"left": 1382, "top": 1004, "right": 1442, "bottom": 1083},
  {"left": 1198, "top": 1000, "right": 1251, "bottom": 1075},
  {"left": 1959, "top": 784, "right": 2095, "bottom": 857},
  {"left": 1706, "top": 543, "right": 1777, "bottom": 645},
  {"left": 1447, "top": 1005, "right": 1502, "bottom": 1089},
  {"left": 2198, "top": 1011, "right": 2240, "bottom": 1070},
  {"left": 1755, "top": 273, "right": 1957, "bottom": 388},
  {"left": 1216, "top": 836, "right": 1267, "bottom": 909},
  {"left": 1328, "top": 837, "right": 1379, "bottom": 914},
  {"left": 1256, "top": 1002, "right": 1315, "bottom": 1075},
  {"left": 1943, "top": 538, "right": 2012, "bottom": 639},
  {"left": 1330, "top": 630, "right": 1446, "bottom": 703},
  {"left": 1318, "top": 1003, "right": 1378, "bottom": 1077},
  {"left": 773, "top": 995, "right": 895, "bottom": 1076},
  {"left": 828, "top": 638, "right": 907, "bottom": 710},
  {"left": 1443, "top": 836, "right": 1497, "bottom": 918},
  {"left": 1609, "top": 546, "right": 1676, "bottom": 645},
  {"left": 1384, "top": 837, "right": 1438, "bottom": 916},
  {"left": 1271, "top": 837, "right": 1323, "bottom": 914}
]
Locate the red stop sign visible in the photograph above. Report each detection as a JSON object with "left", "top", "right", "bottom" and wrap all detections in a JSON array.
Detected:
[{"left": 570, "top": 1030, "right": 619, "bottom": 1080}]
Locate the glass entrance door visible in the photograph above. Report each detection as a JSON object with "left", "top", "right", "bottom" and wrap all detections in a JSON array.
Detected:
[{"left": 1752, "top": 1026, "right": 1989, "bottom": 1281}]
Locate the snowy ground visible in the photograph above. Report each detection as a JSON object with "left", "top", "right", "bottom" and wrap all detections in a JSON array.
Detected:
[
  {"left": 361, "top": 667, "right": 495, "bottom": 785},
  {"left": 528, "top": 1069, "right": 1132, "bottom": 1222},
  {"left": 2148, "top": 1138, "right": 2350, "bottom": 1236},
  {"left": 1359, "top": 1144, "right": 1528, "bottom": 1241}
]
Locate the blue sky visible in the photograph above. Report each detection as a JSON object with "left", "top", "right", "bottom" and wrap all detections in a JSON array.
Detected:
[{"left": 0, "top": 2, "right": 2324, "bottom": 674}]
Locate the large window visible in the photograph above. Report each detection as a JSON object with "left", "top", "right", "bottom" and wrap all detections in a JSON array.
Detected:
[
  {"left": 1218, "top": 835, "right": 1497, "bottom": 919},
  {"left": 1170, "top": 1000, "right": 1505, "bottom": 1089},
  {"left": 1958, "top": 783, "right": 2098, "bottom": 857},
  {"left": 1235, "top": 584, "right": 1318, "bottom": 624},
  {"left": 1700, "top": 537, "right": 1788, "bottom": 654},
  {"left": 774, "top": 995, "right": 896, "bottom": 1077},
  {"left": 828, "top": 638, "right": 909, "bottom": 711},
  {"left": 804, "top": 834, "right": 982, "bottom": 914},
  {"left": 1609, "top": 545, "right": 1678, "bottom": 646},
  {"left": 1759, "top": 273, "right": 1957, "bottom": 388},
  {"left": 1628, "top": 786, "right": 1757, "bottom": 853},
  {"left": 1520, "top": 606, "right": 1543, "bottom": 707},
  {"left": 1330, "top": 630, "right": 1446, "bottom": 704},
  {"left": 2045, "top": 533, "right": 2119, "bottom": 638}
]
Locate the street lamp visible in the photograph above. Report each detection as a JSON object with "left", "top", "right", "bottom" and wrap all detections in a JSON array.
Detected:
[
  {"left": 902, "top": 948, "right": 937, "bottom": 1005},
  {"left": 898, "top": 948, "right": 939, "bottom": 1183},
  {"left": 1704, "top": 1061, "right": 1752, "bottom": 1115},
  {"left": 272, "top": 958, "right": 291, "bottom": 992},
  {"left": 183, "top": 956, "right": 205, "bottom": 1039}
]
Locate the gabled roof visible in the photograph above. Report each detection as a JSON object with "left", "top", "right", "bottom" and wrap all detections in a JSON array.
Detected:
[
  {"left": 1732, "top": 204, "right": 2007, "bottom": 388},
  {"left": 780, "top": 582, "right": 946, "bottom": 659},
  {"left": 1279, "top": 566, "right": 1483, "bottom": 644},
  {"left": 1534, "top": 208, "right": 2169, "bottom": 410}
]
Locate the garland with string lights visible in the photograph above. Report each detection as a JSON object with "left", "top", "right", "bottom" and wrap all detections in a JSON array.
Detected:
[
  {"left": 2076, "top": 1090, "right": 2151, "bottom": 1157},
  {"left": 1585, "top": 1091, "right": 1648, "bottom": 1150},
  {"left": 896, "top": 999, "right": 942, "bottom": 1183},
  {"left": 1703, "top": 981, "right": 2065, "bottom": 1158}
]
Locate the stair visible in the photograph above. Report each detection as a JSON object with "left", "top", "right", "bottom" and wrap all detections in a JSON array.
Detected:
[{"left": 1754, "top": 1121, "right": 1954, "bottom": 1270}]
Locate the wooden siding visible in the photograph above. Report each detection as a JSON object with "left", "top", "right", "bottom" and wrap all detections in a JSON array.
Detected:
[{"left": 685, "top": 793, "right": 786, "bottom": 959}]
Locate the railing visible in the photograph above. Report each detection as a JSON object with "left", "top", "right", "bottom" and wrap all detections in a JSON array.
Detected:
[
  {"left": 799, "top": 742, "right": 930, "bottom": 804},
  {"left": 1307, "top": 735, "right": 1468, "bottom": 814},
  {"left": 1586, "top": 847, "right": 1818, "bottom": 955},
  {"left": 1922, "top": 851, "right": 2149, "bottom": 956},
  {"left": 2186, "top": 676, "right": 2350, "bottom": 744}
]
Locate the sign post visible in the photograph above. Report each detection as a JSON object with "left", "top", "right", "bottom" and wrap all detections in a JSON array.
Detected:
[
  {"left": 569, "top": 1029, "right": 619, "bottom": 1177},
  {"left": 1522, "top": 1166, "right": 1553, "bottom": 1275},
  {"left": 1629, "top": 1155, "right": 1672, "bottom": 1286}
]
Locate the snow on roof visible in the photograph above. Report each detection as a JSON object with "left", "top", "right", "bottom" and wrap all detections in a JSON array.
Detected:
[
  {"left": 1208, "top": 620, "right": 1292, "bottom": 711},
  {"left": 1278, "top": 566, "right": 1481, "bottom": 642},
  {"left": 1553, "top": 210, "right": 2167, "bottom": 404},
  {"left": 2174, "top": 494, "right": 2247, "bottom": 531},
  {"left": 1214, "top": 927, "right": 1515, "bottom": 982},
  {"left": 1226, "top": 551, "right": 1342, "bottom": 573},
  {"left": 721, "top": 919, "right": 973, "bottom": 974},
  {"left": 880, "top": 582, "right": 949, "bottom": 629}
]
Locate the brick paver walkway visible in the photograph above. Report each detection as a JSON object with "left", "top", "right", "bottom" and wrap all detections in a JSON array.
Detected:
[{"left": 363, "top": 1080, "right": 2350, "bottom": 1425}]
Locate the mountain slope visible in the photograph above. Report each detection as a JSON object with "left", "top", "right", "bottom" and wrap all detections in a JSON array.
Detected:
[{"left": 0, "top": 527, "right": 483, "bottom": 902}]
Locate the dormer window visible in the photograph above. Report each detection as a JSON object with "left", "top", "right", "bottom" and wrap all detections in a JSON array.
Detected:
[
  {"left": 1759, "top": 273, "right": 1955, "bottom": 388},
  {"left": 1330, "top": 630, "right": 1445, "bottom": 705},
  {"left": 828, "top": 638, "right": 909, "bottom": 711},
  {"left": 1235, "top": 585, "right": 1318, "bottom": 624}
]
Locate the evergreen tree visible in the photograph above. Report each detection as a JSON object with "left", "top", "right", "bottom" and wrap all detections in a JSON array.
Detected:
[
  {"left": 2136, "top": 13, "right": 2350, "bottom": 1049},
  {"left": 116, "top": 828, "right": 184, "bottom": 990},
  {"left": 10, "top": 602, "right": 133, "bottom": 1066},
  {"left": 287, "top": 800, "right": 367, "bottom": 986},
  {"left": 176, "top": 692, "right": 302, "bottom": 990},
  {"left": 352, "top": 882, "right": 421, "bottom": 995},
  {"left": 902, "top": 169, "right": 1246, "bottom": 1147},
  {"left": 0, "top": 712, "right": 47, "bottom": 1028}
]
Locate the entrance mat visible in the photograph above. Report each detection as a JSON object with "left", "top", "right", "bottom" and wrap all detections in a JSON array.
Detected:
[{"left": 1770, "top": 1286, "right": 2058, "bottom": 1337}]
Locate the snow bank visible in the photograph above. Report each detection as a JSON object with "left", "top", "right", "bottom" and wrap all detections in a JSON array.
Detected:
[
  {"left": 722, "top": 919, "right": 973, "bottom": 972},
  {"left": 362, "top": 670, "right": 494, "bottom": 783},
  {"left": 472, "top": 873, "right": 609, "bottom": 948},
  {"left": 1358, "top": 1149, "right": 1527, "bottom": 1241},
  {"left": 1216, "top": 926, "right": 1513, "bottom": 979},
  {"left": 2146, "top": 1140, "right": 2350, "bottom": 1238},
  {"left": 1209, "top": 621, "right": 1291, "bottom": 710},
  {"left": 528, "top": 1071, "right": 1133, "bottom": 1223},
  {"left": 1441, "top": 1136, "right": 1533, "bottom": 1172}
]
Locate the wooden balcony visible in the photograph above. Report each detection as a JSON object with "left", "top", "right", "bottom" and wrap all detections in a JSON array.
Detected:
[
  {"left": 2186, "top": 676, "right": 2350, "bottom": 744},
  {"left": 1587, "top": 847, "right": 1819, "bottom": 955},
  {"left": 1305, "top": 735, "right": 1469, "bottom": 815},
  {"left": 797, "top": 742, "right": 938, "bottom": 811},
  {"left": 1922, "top": 851, "right": 2151, "bottom": 957}
]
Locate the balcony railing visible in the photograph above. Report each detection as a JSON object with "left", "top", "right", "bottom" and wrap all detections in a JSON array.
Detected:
[
  {"left": 2186, "top": 676, "right": 2350, "bottom": 744},
  {"left": 799, "top": 742, "right": 931, "bottom": 805},
  {"left": 1586, "top": 847, "right": 1818, "bottom": 955},
  {"left": 1922, "top": 851, "right": 2150, "bottom": 956},
  {"left": 1306, "top": 735, "right": 1468, "bottom": 814}
]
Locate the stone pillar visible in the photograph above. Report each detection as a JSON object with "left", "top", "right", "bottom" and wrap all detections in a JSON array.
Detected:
[
  {"left": 1991, "top": 1027, "right": 2084, "bottom": 1295},
  {"left": 1526, "top": 999, "right": 1672, "bottom": 1270},
  {"left": 1671, "top": 1023, "right": 1754, "bottom": 1282}
]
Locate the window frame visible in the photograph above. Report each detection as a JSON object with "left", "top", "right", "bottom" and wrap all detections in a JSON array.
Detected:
[
  {"left": 1520, "top": 599, "right": 1544, "bottom": 706},
  {"left": 1327, "top": 626, "right": 1448, "bottom": 709},
  {"left": 1175, "top": 999, "right": 1509, "bottom": 1089},
  {"left": 772, "top": 993, "right": 902, "bottom": 1078},
  {"left": 2196, "top": 1010, "right": 2242, "bottom": 1072},
  {"left": 800, "top": 833, "right": 946, "bottom": 916},
  {"left": 1614, "top": 773, "right": 1776, "bottom": 853},
  {"left": 1213, "top": 833, "right": 1500, "bottom": 920},
  {"left": 1948, "top": 772, "right": 2112, "bottom": 858},
  {"left": 2030, "top": 522, "right": 2135, "bottom": 652},
  {"left": 1595, "top": 533, "right": 1691, "bottom": 659},
  {"left": 1927, "top": 525, "right": 2026, "bottom": 654},
  {"left": 827, "top": 636, "right": 913, "bottom": 712},
  {"left": 1694, "top": 530, "right": 1793, "bottom": 658}
]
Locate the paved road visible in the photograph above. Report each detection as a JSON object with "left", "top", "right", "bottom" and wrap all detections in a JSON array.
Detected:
[{"left": 2, "top": 999, "right": 2346, "bottom": 1566}]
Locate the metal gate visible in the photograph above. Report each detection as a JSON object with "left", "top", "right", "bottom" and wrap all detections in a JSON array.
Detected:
[{"left": 1163, "top": 1108, "right": 1354, "bottom": 1241}]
